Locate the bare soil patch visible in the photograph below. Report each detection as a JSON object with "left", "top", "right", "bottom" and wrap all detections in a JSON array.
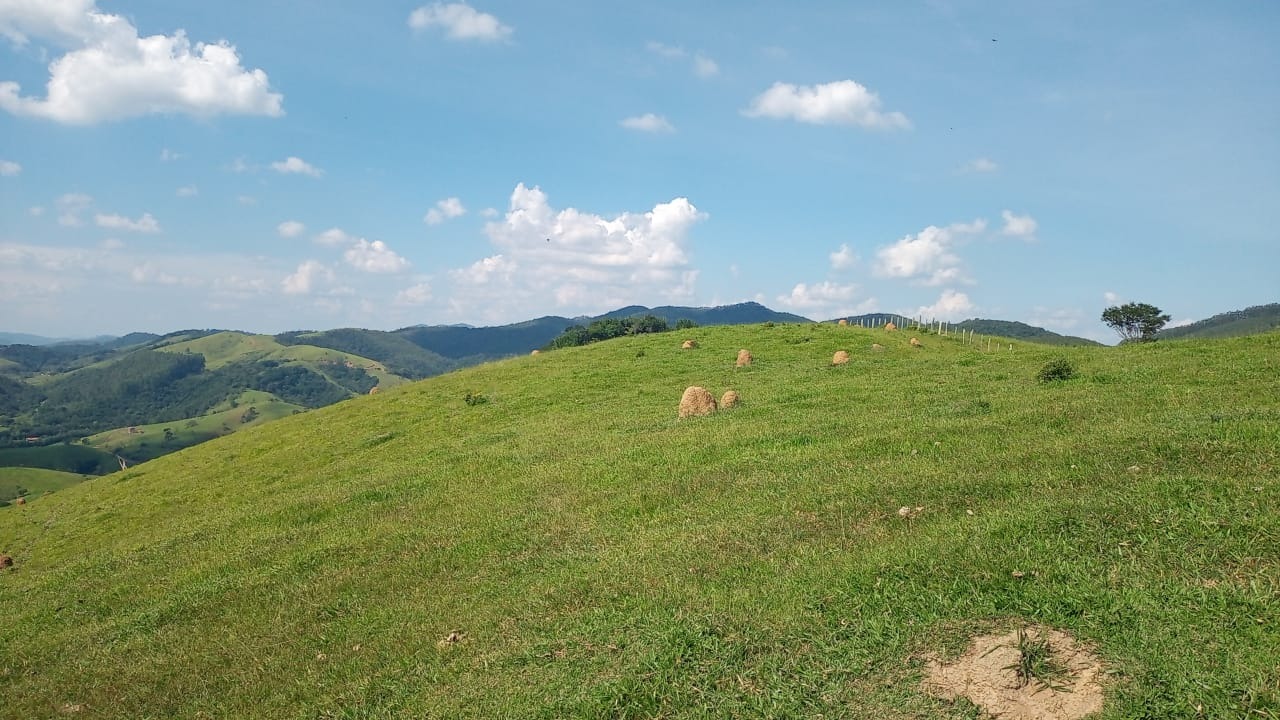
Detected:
[{"left": 923, "top": 625, "right": 1104, "bottom": 720}]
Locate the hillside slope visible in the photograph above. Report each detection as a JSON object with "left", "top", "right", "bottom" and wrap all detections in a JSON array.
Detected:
[
  {"left": 1159, "top": 302, "right": 1280, "bottom": 340},
  {"left": 1, "top": 327, "right": 1277, "bottom": 718}
]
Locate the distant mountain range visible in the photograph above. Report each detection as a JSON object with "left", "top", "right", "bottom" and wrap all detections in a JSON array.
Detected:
[{"left": 952, "top": 319, "right": 1102, "bottom": 346}]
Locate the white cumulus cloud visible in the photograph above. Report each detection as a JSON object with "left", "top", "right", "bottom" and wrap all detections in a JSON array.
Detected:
[
  {"left": 281, "top": 260, "right": 332, "bottom": 295},
  {"left": 829, "top": 243, "right": 858, "bottom": 270},
  {"left": 1000, "top": 210, "right": 1038, "bottom": 240},
  {"left": 915, "top": 289, "right": 974, "bottom": 321},
  {"left": 394, "top": 282, "right": 433, "bottom": 306},
  {"left": 0, "top": 0, "right": 283, "bottom": 124},
  {"left": 175, "top": 184, "right": 197, "bottom": 197},
  {"left": 314, "top": 227, "right": 353, "bottom": 246},
  {"left": 56, "top": 192, "right": 92, "bottom": 226},
  {"left": 775, "top": 281, "right": 876, "bottom": 319},
  {"left": 1103, "top": 291, "right": 1123, "bottom": 305},
  {"left": 408, "top": 2, "right": 512, "bottom": 42},
  {"left": 446, "top": 183, "right": 706, "bottom": 323},
  {"left": 0, "top": 159, "right": 20, "bottom": 176},
  {"left": 693, "top": 54, "right": 719, "bottom": 78},
  {"left": 95, "top": 212, "right": 160, "bottom": 233},
  {"left": 424, "top": 197, "right": 466, "bottom": 225},
  {"left": 874, "top": 220, "right": 985, "bottom": 285},
  {"left": 744, "top": 80, "right": 910, "bottom": 129},
  {"left": 620, "top": 113, "right": 675, "bottom": 133},
  {"left": 277, "top": 220, "right": 306, "bottom": 238},
  {"left": 962, "top": 157, "right": 998, "bottom": 173},
  {"left": 271, "top": 156, "right": 322, "bottom": 177},
  {"left": 344, "top": 239, "right": 409, "bottom": 273}
]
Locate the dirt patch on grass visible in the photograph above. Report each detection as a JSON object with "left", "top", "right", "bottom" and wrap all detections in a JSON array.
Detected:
[{"left": 923, "top": 625, "right": 1104, "bottom": 719}]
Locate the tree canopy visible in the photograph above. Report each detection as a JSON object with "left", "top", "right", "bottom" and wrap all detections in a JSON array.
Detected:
[{"left": 1102, "top": 302, "right": 1171, "bottom": 343}]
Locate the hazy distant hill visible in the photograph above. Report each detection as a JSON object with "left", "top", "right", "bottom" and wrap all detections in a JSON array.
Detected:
[
  {"left": 1159, "top": 303, "right": 1280, "bottom": 340},
  {"left": 953, "top": 319, "right": 1102, "bottom": 346},
  {"left": 398, "top": 302, "right": 810, "bottom": 360},
  {"left": 596, "top": 302, "right": 809, "bottom": 326}
]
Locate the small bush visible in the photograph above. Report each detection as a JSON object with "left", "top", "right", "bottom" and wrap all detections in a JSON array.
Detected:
[
  {"left": 675, "top": 318, "right": 697, "bottom": 330},
  {"left": 1037, "top": 359, "right": 1077, "bottom": 383},
  {"left": 464, "top": 390, "right": 488, "bottom": 406}
]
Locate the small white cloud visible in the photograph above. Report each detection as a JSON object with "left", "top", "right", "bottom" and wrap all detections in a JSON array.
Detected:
[
  {"left": 100, "top": 238, "right": 125, "bottom": 250},
  {"left": 176, "top": 184, "right": 197, "bottom": 197},
  {"left": 962, "top": 157, "right": 998, "bottom": 173},
  {"left": 1167, "top": 317, "right": 1194, "bottom": 329},
  {"left": 646, "top": 41, "right": 686, "bottom": 59},
  {"left": 0, "top": 1, "right": 283, "bottom": 124},
  {"left": 829, "top": 243, "right": 858, "bottom": 270},
  {"left": 1000, "top": 210, "right": 1037, "bottom": 240},
  {"left": 160, "top": 148, "right": 183, "bottom": 161},
  {"left": 424, "top": 197, "right": 467, "bottom": 225},
  {"left": 775, "top": 281, "right": 877, "bottom": 318},
  {"left": 1103, "top": 291, "right": 1123, "bottom": 305},
  {"left": 915, "top": 289, "right": 974, "bottom": 321},
  {"left": 28, "top": 205, "right": 44, "bottom": 216},
  {"left": 408, "top": 2, "right": 512, "bottom": 42},
  {"left": 281, "top": 260, "right": 332, "bottom": 295},
  {"left": 0, "top": 160, "right": 20, "bottom": 176},
  {"left": 56, "top": 193, "right": 93, "bottom": 227},
  {"left": 620, "top": 113, "right": 675, "bottom": 133},
  {"left": 277, "top": 220, "right": 306, "bottom": 238},
  {"left": 693, "top": 53, "right": 719, "bottom": 78},
  {"left": 874, "top": 220, "right": 984, "bottom": 285},
  {"left": 744, "top": 80, "right": 910, "bottom": 129},
  {"left": 270, "top": 156, "right": 322, "bottom": 177},
  {"left": 395, "top": 282, "right": 433, "bottom": 306},
  {"left": 95, "top": 212, "right": 160, "bottom": 233},
  {"left": 314, "top": 227, "right": 353, "bottom": 246},
  {"left": 344, "top": 239, "right": 409, "bottom": 273},
  {"left": 481, "top": 207, "right": 499, "bottom": 218}
]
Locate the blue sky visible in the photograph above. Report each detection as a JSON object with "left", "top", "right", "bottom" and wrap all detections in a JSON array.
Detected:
[{"left": 1, "top": 1, "right": 1277, "bottom": 342}]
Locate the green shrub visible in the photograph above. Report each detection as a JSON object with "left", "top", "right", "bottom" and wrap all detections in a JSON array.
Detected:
[
  {"left": 1037, "top": 359, "right": 1077, "bottom": 383},
  {"left": 464, "top": 391, "right": 488, "bottom": 406}
]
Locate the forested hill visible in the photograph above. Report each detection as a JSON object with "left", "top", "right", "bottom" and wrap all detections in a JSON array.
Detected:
[
  {"left": 1158, "top": 303, "right": 1280, "bottom": 340},
  {"left": 953, "top": 319, "right": 1102, "bottom": 346}
]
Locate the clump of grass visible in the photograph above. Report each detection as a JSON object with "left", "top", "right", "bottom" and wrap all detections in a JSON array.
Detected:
[
  {"left": 1005, "top": 626, "right": 1071, "bottom": 692},
  {"left": 1037, "top": 358, "right": 1077, "bottom": 383},
  {"left": 463, "top": 390, "right": 488, "bottom": 406}
]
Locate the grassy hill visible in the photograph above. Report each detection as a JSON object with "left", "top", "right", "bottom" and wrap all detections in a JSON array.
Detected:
[
  {"left": 1160, "top": 303, "right": 1280, "bottom": 340},
  {"left": 0, "top": 466, "right": 91, "bottom": 506},
  {"left": 1, "top": 325, "right": 1277, "bottom": 718}
]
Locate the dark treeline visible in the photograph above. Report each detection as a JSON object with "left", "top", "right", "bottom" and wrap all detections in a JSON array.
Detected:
[{"left": 544, "top": 315, "right": 691, "bottom": 350}]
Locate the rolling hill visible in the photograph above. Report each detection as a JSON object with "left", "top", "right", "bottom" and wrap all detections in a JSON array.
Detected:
[
  {"left": 1, "top": 324, "right": 1275, "bottom": 718},
  {"left": 1159, "top": 303, "right": 1280, "bottom": 340}
]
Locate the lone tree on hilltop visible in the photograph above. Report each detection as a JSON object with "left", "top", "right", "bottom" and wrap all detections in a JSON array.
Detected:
[{"left": 1102, "top": 302, "right": 1170, "bottom": 343}]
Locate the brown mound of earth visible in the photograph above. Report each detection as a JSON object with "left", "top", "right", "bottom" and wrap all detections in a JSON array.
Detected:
[
  {"left": 0, "top": 554, "right": 12, "bottom": 568},
  {"left": 735, "top": 349, "right": 753, "bottom": 367},
  {"left": 885, "top": 321, "right": 897, "bottom": 330},
  {"left": 838, "top": 318, "right": 848, "bottom": 326},
  {"left": 832, "top": 350, "right": 850, "bottom": 365},
  {"left": 681, "top": 339, "right": 697, "bottom": 349},
  {"left": 678, "top": 386, "right": 718, "bottom": 418},
  {"left": 720, "top": 390, "right": 740, "bottom": 409},
  {"left": 530, "top": 349, "right": 541, "bottom": 355},
  {"left": 871, "top": 343, "right": 885, "bottom": 351},
  {"left": 910, "top": 337, "right": 922, "bottom": 347},
  {"left": 923, "top": 625, "right": 1104, "bottom": 720}
]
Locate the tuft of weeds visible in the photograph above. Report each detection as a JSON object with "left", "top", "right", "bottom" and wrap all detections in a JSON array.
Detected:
[
  {"left": 1037, "top": 358, "right": 1078, "bottom": 383},
  {"left": 463, "top": 390, "right": 488, "bottom": 406},
  {"left": 1004, "top": 626, "right": 1072, "bottom": 693}
]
